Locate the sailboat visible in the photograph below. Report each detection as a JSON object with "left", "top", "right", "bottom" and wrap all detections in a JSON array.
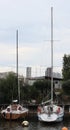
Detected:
[
  {"left": 1, "top": 30, "right": 29, "bottom": 120},
  {"left": 37, "top": 7, "right": 64, "bottom": 122}
]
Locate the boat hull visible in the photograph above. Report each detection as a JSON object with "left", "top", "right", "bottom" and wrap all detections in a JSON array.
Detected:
[
  {"left": 37, "top": 105, "right": 64, "bottom": 122},
  {"left": 1, "top": 111, "right": 28, "bottom": 120},
  {"left": 38, "top": 113, "right": 64, "bottom": 122},
  {"left": 1, "top": 102, "right": 29, "bottom": 120}
]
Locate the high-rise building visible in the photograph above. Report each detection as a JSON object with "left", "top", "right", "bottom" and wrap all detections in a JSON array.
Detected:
[
  {"left": 45, "top": 67, "right": 62, "bottom": 78},
  {"left": 26, "top": 67, "right": 31, "bottom": 78},
  {"left": 45, "top": 67, "right": 51, "bottom": 77}
]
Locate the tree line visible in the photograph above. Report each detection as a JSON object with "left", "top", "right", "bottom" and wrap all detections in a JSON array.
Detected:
[
  {"left": 0, "top": 72, "right": 51, "bottom": 104},
  {"left": 0, "top": 54, "right": 70, "bottom": 104}
]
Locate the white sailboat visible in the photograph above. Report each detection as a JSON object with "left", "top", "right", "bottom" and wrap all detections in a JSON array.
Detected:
[
  {"left": 1, "top": 30, "right": 29, "bottom": 120},
  {"left": 37, "top": 7, "right": 64, "bottom": 122}
]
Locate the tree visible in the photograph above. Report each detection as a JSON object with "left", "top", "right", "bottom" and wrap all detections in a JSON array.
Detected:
[
  {"left": 33, "top": 79, "right": 51, "bottom": 102},
  {"left": 6, "top": 72, "right": 18, "bottom": 102},
  {"left": 62, "top": 80, "right": 70, "bottom": 95},
  {"left": 0, "top": 72, "right": 18, "bottom": 104},
  {"left": 62, "top": 54, "right": 70, "bottom": 95},
  {"left": 62, "top": 54, "right": 70, "bottom": 80},
  {"left": 0, "top": 78, "right": 7, "bottom": 103},
  {"left": 21, "top": 80, "right": 51, "bottom": 104}
]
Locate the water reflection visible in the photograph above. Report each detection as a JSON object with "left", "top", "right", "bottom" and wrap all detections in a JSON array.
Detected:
[
  {"left": 0, "top": 118, "right": 70, "bottom": 130},
  {"left": 0, "top": 120, "right": 20, "bottom": 130}
]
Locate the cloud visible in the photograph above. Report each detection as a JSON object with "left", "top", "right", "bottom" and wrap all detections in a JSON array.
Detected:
[{"left": 0, "top": 0, "right": 70, "bottom": 76}]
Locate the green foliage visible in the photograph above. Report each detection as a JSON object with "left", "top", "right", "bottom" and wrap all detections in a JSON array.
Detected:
[
  {"left": 62, "top": 80, "right": 70, "bottom": 95},
  {"left": 62, "top": 54, "right": 70, "bottom": 80},
  {"left": 0, "top": 72, "right": 51, "bottom": 104},
  {"left": 28, "top": 85, "right": 39, "bottom": 99},
  {"left": 33, "top": 79, "right": 51, "bottom": 102},
  {"left": 0, "top": 78, "right": 7, "bottom": 103},
  {"left": 62, "top": 54, "right": 70, "bottom": 95},
  {"left": 21, "top": 84, "right": 30, "bottom": 100},
  {"left": 19, "top": 79, "right": 51, "bottom": 103},
  {"left": 0, "top": 72, "right": 18, "bottom": 104}
]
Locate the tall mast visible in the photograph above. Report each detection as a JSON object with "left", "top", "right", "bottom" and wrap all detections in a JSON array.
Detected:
[
  {"left": 16, "top": 30, "right": 20, "bottom": 103},
  {"left": 51, "top": 7, "right": 53, "bottom": 104}
]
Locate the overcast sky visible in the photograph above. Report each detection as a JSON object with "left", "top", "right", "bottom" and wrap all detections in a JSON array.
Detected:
[{"left": 0, "top": 0, "right": 70, "bottom": 76}]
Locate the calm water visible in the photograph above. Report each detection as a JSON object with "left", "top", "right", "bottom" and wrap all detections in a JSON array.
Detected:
[{"left": 0, "top": 118, "right": 70, "bottom": 130}]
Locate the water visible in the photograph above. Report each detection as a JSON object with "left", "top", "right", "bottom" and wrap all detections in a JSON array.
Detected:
[{"left": 0, "top": 118, "right": 70, "bottom": 130}]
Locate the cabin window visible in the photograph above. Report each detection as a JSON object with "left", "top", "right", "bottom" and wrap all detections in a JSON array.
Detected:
[{"left": 7, "top": 108, "right": 10, "bottom": 112}]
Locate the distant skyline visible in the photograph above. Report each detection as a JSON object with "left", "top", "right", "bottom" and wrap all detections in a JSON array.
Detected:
[{"left": 0, "top": 0, "right": 70, "bottom": 76}]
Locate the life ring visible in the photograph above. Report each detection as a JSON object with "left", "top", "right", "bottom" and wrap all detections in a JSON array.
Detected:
[
  {"left": 37, "top": 106, "right": 41, "bottom": 113},
  {"left": 57, "top": 107, "right": 60, "bottom": 114}
]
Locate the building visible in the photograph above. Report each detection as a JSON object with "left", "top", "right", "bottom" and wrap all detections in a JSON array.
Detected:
[
  {"left": 24, "top": 75, "right": 62, "bottom": 91},
  {"left": 26, "top": 67, "right": 31, "bottom": 78},
  {"left": 45, "top": 67, "right": 51, "bottom": 77},
  {"left": 45, "top": 67, "right": 62, "bottom": 78}
]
